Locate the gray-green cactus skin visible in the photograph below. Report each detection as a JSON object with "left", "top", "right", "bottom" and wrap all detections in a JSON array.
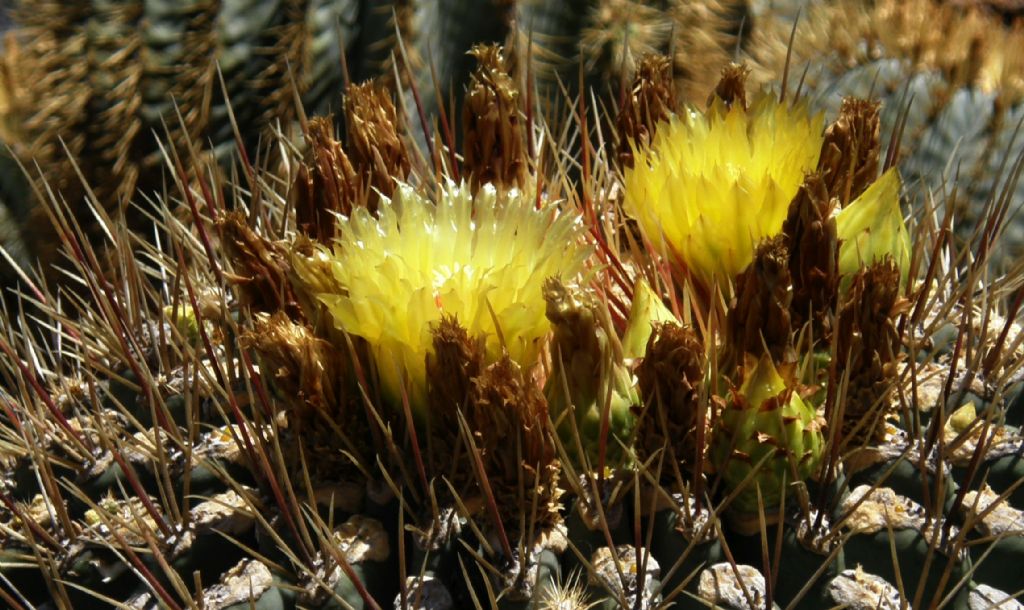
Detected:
[{"left": 745, "top": 0, "right": 1024, "bottom": 269}]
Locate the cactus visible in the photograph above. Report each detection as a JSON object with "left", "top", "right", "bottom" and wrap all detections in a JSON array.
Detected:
[
  {"left": 3, "top": 18, "right": 1024, "bottom": 610},
  {"left": 0, "top": 0, "right": 382, "bottom": 285}
]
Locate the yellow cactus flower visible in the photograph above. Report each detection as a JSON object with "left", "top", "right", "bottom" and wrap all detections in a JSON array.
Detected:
[
  {"left": 293, "top": 181, "right": 590, "bottom": 414},
  {"left": 623, "top": 93, "right": 823, "bottom": 290},
  {"left": 835, "top": 168, "right": 911, "bottom": 291}
]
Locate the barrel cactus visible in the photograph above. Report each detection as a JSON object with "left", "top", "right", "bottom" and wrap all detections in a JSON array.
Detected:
[{"left": 1, "top": 12, "right": 1024, "bottom": 610}]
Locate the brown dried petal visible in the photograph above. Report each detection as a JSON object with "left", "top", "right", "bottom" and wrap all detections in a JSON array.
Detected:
[
  {"left": 217, "top": 212, "right": 297, "bottom": 316},
  {"left": 817, "top": 97, "right": 881, "bottom": 206},
  {"left": 344, "top": 79, "right": 410, "bottom": 207},
  {"left": 783, "top": 172, "right": 839, "bottom": 338},
  {"left": 292, "top": 116, "right": 360, "bottom": 240},
  {"left": 708, "top": 62, "right": 750, "bottom": 111},
  {"left": 242, "top": 312, "right": 343, "bottom": 417},
  {"left": 470, "top": 356, "right": 561, "bottom": 533},
  {"left": 835, "top": 259, "right": 907, "bottom": 443},
  {"left": 462, "top": 44, "right": 527, "bottom": 194},
  {"left": 634, "top": 322, "right": 707, "bottom": 479},
  {"left": 428, "top": 316, "right": 485, "bottom": 417},
  {"left": 727, "top": 235, "right": 794, "bottom": 363},
  {"left": 426, "top": 315, "right": 484, "bottom": 488},
  {"left": 616, "top": 53, "right": 677, "bottom": 168},
  {"left": 242, "top": 313, "right": 369, "bottom": 481}
]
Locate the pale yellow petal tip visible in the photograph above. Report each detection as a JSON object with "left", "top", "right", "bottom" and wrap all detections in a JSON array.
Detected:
[
  {"left": 621, "top": 277, "right": 677, "bottom": 361},
  {"left": 623, "top": 91, "right": 824, "bottom": 290},
  {"left": 836, "top": 168, "right": 911, "bottom": 290}
]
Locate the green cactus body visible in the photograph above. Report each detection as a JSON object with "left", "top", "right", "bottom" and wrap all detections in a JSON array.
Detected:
[
  {"left": 544, "top": 278, "right": 638, "bottom": 472},
  {"left": 958, "top": 485, "right": 1024, "bottom": 595},
  {"left": 647, "top": 496, "right": 723, "bottom": 609},
  {"left": 834, "top": 485, "right": 971, "bottom": 609},
  {"left": 711, "top": 355, "right": 825, "bottom": 517}
]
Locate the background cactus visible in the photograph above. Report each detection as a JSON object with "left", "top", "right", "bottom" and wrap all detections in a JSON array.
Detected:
[
  {"left": 746, "top": 0, "right": 1024, "bottom": 267},
  {"left": 3, "top": 0, "right": 1024, "bottom": 286}
]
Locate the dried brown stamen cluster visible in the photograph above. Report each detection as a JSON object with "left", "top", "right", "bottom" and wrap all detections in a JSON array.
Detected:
[
  {"left": 292, "top": 117, "right": 360, "bottom": 241},
  {"left": 616, "top": 54, "right": 677, "bottom": 168},
  {"left": 835, "top": 260, "right": 908, "bottom": 444},
  {"left": 343, "top": 79, "right": 410, "bottom": 205},
  {"left": 709, "top": 62, "right": 750, "bottom": 111},
  {"left": 470, "top": 354, "right": 562, "bottom": 532},
  {"left": 462, "top": 44, "right": 527, "bottom": 194},
  {"left": 727, "top": 235, "right": 795, "bottom": 365},
  {"left": 817, "top": 98, "right": 882, "bottom": 206},
  {"left": 242, "top": 312, "right": 368, "bottom": 480},
  {"left": 426, "top": 315, "right": 561, "bottom": 535},
  {"left": 783, "top": 173, "right": 839, "bottom": 339},
  {"left": 426, "top": 315, "right": 485, "bottom": 494},
  {"left": 217, "top": 212, "right": 297, "bottom": 316},
  {"left": 634, "top": 322, "right": 707, "bottom": 484}
]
